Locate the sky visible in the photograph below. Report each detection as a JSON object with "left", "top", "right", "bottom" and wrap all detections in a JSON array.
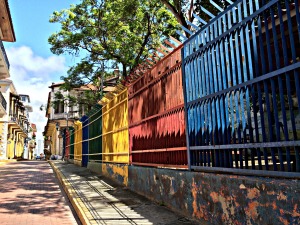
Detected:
[{"left": 3, "top": 0, "right": 81, "bottom": 145}]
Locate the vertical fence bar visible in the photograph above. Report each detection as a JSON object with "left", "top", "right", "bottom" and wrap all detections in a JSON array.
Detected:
[{"left": 81, "top": 115, "right": 89, "bottom": 167}]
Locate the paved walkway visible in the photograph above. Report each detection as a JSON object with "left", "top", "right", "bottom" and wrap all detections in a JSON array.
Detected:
[
  {"left": 50, "top": 161, "right": 199, "bottom": 225},
  {"left": 0, "top": 161, "right": 80, "bottom": 225}
]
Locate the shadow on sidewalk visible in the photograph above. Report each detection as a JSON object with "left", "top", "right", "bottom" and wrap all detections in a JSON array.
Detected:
[{"left": 53, "top": 161, "right": 200, "bottom": 225}]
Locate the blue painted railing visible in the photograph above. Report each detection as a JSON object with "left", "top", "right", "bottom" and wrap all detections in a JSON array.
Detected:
[{"left": 182, "top": 0, "right": 300, "bottom": 176}]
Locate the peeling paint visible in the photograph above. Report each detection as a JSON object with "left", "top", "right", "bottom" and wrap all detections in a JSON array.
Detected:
[
  {"left": 277, "top": 191, "right": 287, "bottom": 201},
  {"left": 126, "top": 166, "right": 300, "bottom": 225},
  {"left": 247, "top": 188, "right": 260, "bottom": 200},
  {"left": 239, "top": 184, "right": 246, "bottom": 189},
  {"left": 292, "top": 204, "right": 300, "bottom": 217},
  {"left": 102, "top": 163, "right": 128, "bottom": 186},
  {"left": 279, "top": 216, "right": 289, "bottom": 225},
  {"left": 246, "top": 201, "right": 259, "bottom": 220}
]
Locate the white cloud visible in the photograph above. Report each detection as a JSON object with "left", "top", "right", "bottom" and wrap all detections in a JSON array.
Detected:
[{"left": 6, "top": 46, "right": 68, "bottom": 145}]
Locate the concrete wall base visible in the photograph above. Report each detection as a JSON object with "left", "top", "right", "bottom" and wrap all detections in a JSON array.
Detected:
[
  {"left": 84, "top": 161, "right": 300, "bottom": 224},
  {"left": 87, "top": 162, "right": 102, "bottom": 175},
  {"left": 88, "top": 162, "right": 128, "bottom": 186},
  {"left": 73, "top": 159, "right": 82, "bottom": 167},
  {"left": 128, "top": 166, "right": 300, "bottom": 224}
]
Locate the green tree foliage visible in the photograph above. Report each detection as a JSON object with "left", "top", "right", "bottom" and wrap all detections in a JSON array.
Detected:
[
  {"left": 49, "top": 0, "right": 179, "bottom": 78},
  {"left": 48, "top": 0, "right": 179, "bottom": 109}
]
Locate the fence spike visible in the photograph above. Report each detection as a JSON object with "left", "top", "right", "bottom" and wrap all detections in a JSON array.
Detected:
[
  {"left": 170, "top": 36, "right": 182, "bottom": 45},
  {"left": 181, "top": 26, "right": 194, "bottom": 35},
  {"left": 148, "top": 55, "right": 158, "bottom": 63},
  {"left": 176, "top": 30, "right": 188, "bottom": 41},
  {"left": 145, "top": 59, "right": 153, "bottom": 65},
  {"left": 193, "top": 13, "right": 207, "bottom": 25},
  {"left": 186, "top": 20, "right": 200, "bottom": 31},
  {"left": 210, "top": 0, "right": 224, "bottom": 12},
  {"left": 200, "top": 6, "right": 215, "bottom": 18},
  {"left": 160, "top": 44, "right": 172, "bottom": 52},
  {"left": 152, "top": 52, "right": 161, "bottom": 60},
  {"left": 225, "top": 0, "right": 233, "bottom": 4},
  {"left": 164, "top": 39, "right": 177, "bottom": 49},
  {"left": 157, "top": 48, "right": 168, "bottom": 56}
]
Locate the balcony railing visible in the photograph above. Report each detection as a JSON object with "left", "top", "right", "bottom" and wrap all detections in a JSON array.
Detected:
[
  {"left": 0, "top": 92, "right": 7, "bottom": 111},
  {"left": 51, "top": 111, "right": 80, "bottom": 120},
  {"left": 0, "top": 40, "right": 9, "bottom": 69}
]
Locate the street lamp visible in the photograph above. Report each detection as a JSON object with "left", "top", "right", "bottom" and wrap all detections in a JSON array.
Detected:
[{"left": 56, "top": 122, "right": 59, "bottom": 131}]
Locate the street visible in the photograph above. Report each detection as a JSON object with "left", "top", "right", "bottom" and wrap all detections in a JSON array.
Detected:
[{"left": 0, "top": 161, "right": 80, "bottom": 225}]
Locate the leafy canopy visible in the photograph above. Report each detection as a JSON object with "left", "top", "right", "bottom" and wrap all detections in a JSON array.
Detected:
[
  {"left": 48, "top": 0, "right": 179, "bottom": 109},
  {"left": 49, "top": 0, "right": 179, "bottom": 78}
]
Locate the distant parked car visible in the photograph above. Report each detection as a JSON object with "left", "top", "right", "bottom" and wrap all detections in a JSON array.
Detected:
[{"left": 36, "top": 155, "right": 41, "bottom": 160}]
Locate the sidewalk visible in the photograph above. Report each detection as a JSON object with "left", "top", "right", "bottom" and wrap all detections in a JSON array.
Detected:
[
  {"left": 50, "top": 161, "right": 199, "bottom": 225},
  {"left": 0, "top": 161, "right": 80, "bottom": 225}
]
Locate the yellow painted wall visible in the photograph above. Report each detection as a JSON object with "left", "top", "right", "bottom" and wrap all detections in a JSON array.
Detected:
[
  {"left": 102, "top": 163, "right": 128, "bottom": 186},
  {"left": 74, "top": 120, "right": 82, "bottom": 163},
  {"left": 16, "top": 137, "right": 23, "bottom": 157},
  {"left": 51, "top": 131, "right": 56, "bottom": 155},
  {"left": 6, "top": 138, "right": 14, "bottom": 159},
  {"left": 0, "top": 122, "right": 6, "bottom": 159},
  {"left": 102, "top": 87, "right": 129, "bottom": 163}
]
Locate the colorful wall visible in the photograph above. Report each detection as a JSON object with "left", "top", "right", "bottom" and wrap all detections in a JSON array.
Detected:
[{"left": 63, "top": 0, "right": 300, "bottom": 222}]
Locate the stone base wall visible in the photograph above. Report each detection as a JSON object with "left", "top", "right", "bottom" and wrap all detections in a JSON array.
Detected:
[
  {"left": 84, "top": 161, "right": 300, "bottom": 224},
  {"left": 128, "top": 166, "right": 300, "bottom": 224}
]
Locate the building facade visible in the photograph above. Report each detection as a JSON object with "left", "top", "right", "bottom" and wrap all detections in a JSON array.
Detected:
[
  {"left": 0, "top": 1, "right": 34, "bottom": 160},
  {"left": 43, "top": 83, "right": 78, "bottom": 158}
]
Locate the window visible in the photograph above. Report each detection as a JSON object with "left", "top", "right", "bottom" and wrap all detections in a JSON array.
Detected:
[
  {"left": 54, "top": 102, "right": 64, "bottom": 114},
  {"left": 21, "top": 96, "right": 26, "bottom": 102}
]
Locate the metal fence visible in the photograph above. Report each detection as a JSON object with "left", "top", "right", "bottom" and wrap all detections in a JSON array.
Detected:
[
  {"left": 74, "top": 121, "right": 82, "bottom": 163},
  {"left": 70, "top": 127, "right": 75, "bottom": 160},
  {"left": 65, "top": 129, "right": 70, "bottom": 160},
  {"left": 88, "top": 105, "right": 102, "bottom": 162},
  {"left": 128, "top": 45, "right": 188, "bottom": 168},
  {"left": 81, "top": 115, "right": 89, "bottom": 167},
  {"left": 182, "top": 0, "right": 300, "bottom": 176},
  {"left": 101, "top": 87, "right": 129, "bottom": 164}
]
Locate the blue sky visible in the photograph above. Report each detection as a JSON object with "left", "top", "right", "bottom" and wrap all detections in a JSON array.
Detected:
[
  {"left": 4, "top": 0, "right": 81, "bottom": 64},
  {"left": 3, "top": 0, "right": 81, "bottom": 148}
]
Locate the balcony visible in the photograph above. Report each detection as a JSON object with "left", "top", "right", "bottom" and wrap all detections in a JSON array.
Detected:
[
  {"left": 51, "top": 111, "right": 80, "bottom": 120},
  {"left": 0, "top": 91, "right": 6, "bottom": 116},
  {"left": 0, "top": 40, "right": 9, "bottom": 79}
]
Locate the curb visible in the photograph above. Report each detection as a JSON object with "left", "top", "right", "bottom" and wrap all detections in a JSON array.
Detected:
[{"left": 49, "top": 161, "right": 95, "bottom": 225}]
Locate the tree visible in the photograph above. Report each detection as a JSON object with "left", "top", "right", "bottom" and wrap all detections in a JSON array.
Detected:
[
  {"left": 160, "top": 0, "right": 230, "bottom": 37},
  {"left": 49, "top": 0, "right": 179, "bottom": 78},
  {"left": 48, "top": 0, "right": 179, "bottom": 109}
]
